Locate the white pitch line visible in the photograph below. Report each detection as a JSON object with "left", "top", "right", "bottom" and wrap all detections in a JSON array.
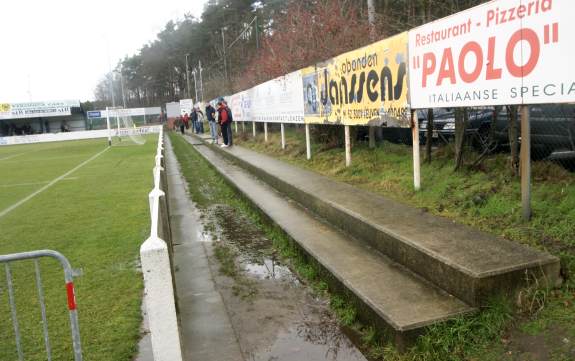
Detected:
[
  {"left": 0, "top": 177, "right": 79, "bottom": 188},
  {"left": 0, "top": 152, "right": 28, "bottom": 161},
  {"left": 0, "top": 147, "right": 109, "bottom": 219}
]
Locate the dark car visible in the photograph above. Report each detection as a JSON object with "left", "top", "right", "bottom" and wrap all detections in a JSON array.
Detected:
[{"left": 416, "top": 104, "right": 575, "bottom": 162}]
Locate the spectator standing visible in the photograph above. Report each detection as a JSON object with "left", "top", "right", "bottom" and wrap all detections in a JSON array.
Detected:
[
  {"left": 183, "top": 112, "right": 190, "bottom": 131},
  {"left": 206, "top": 103, "right": 218, "bottom": 144},
  {"left": 217, "top": 99, "right": 233, "bottom": 147},
  {"left": 191, "top": 107, "right": 204, "bottom": 134}
]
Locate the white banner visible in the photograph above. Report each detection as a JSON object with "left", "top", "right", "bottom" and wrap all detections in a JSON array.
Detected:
[
  {"left": 179, "top": 99, "right": 194, "bottom": 116},
  {"left": 408, "top": 0, "right": 575, "bottom": 108},
  {"left": 0, "top": 126, "right": 162, "bottom": 146},
  {"left": 96, "top": 107, "right": 161, "bottom": 118},
  {"left": 229, "top": 90, "right": 252, "bottom": 122},
  {"left": 250, "top": 71, "right": 304, "bottom": 123}
]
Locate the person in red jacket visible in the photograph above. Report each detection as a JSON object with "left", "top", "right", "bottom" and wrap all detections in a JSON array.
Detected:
[
  {"left": 182, "top": 112, "right": 190, "bottom": 130},
  {"left": 217, "top": 99, "right": 233, "bottom": 147}
]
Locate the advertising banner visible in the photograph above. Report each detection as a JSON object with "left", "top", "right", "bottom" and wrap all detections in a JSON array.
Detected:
[
  {"left": 229, "top": 90, "right": 252, "bottom": 122},
  {"left": 0, "top": 100, "right": 78, "bottom": 120},
  {"left": 408, "top": 0, "right": 575, "bottom": 108},
  {"left": 179, "top": 99, "right": 194, "bottom": 116},
  {"left": 250, "top": 71, "right": 304, "bottom": 123},
  {"left": 303, "top": 32, "right": 410, "bottom": 127}
]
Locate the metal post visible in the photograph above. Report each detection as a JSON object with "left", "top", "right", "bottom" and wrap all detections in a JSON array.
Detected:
[
  {"left": 192, "top": 69, "right": 198, "bottom": 103},
  {"left": 222, "top": 29, "right": 228, "bottom": 81},
  {"left": 264, "top": 122, "right": 268, "bottom": 142},
  {"left": 255, "top": 16, "right": 259, "bottom": 49},
  {"left": 367, "top": 0, "right": 377, "bottom": 149},
  {"left": 411, "top": 110, "right": 421, "bottom": 191},
  {"left": 34, "top": 260, "right": 52, "bottom": 361},
  {"left": 5, "top": 263, "right": 23, "bottom": 361},
  {"left": 185, "top": 54, "right": 191, "bottom": 99},
  {"left": 106, "top": 107, "right": 112, "bottom": 146},
  {"left": 198, "top": 60, "right": 204, "bottom": 102},
  {"left": 252, "top": 121, "right": 256, "bottom": 138},
  {"left": 242, "top": 121, "right": 245, "bottom": 133},
  {"left": 235, "top": 121, "right": 238, "bottom": 133},
  {"left": 281, "top": 123, "right": 286, "bottom": 149},
  {"left": 520, "top": 105, "right": 531, "bottom": 221},
  {"left": 305, "top": 124, "right": 311, "bottom": 160},
  {"left": 119, "top": 71, "right": 127, "bottom": 109},
  {"left": 345, "top": 125, "right": 351, "bottom": 167}
]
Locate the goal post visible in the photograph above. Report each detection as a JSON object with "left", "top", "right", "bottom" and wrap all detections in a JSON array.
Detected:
[{"left": 105, "top": 107, "right": 146, "bottom": 145}]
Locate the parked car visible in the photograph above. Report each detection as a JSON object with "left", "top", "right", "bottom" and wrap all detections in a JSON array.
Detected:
[{"left": 415, "top": 104, "right": 575, "bottom": 162}]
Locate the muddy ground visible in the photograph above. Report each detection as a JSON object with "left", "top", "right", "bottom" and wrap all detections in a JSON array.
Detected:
[{"left": 197, "top": 203, "right": 368, "bottom": 361}]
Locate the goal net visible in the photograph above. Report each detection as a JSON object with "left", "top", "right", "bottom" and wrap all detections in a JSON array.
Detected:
[{"left": 107, "top": 107, "right": 146, "bottom": 145}]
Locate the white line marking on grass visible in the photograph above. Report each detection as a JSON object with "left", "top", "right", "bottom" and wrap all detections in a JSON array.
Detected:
[
  {"left": 0, "top": 177, "right": 79, "bottom": 188},
  {"left": 0, "top": 148, "right": 109, "bottom": 219},
  {"left": 0, "top": 152, "right": 28, "bottom": 161}
]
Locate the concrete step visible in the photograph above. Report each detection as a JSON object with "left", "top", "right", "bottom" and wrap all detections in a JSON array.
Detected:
[
  {"left": 197, "top": 134, "right": 560, "bottom": 307},
  {"left": 181, "top": 135, "right": 475, "bottom": 349}
]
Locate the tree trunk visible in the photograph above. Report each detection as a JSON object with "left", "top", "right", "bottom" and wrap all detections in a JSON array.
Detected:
[
  {"left": 425, "top": 108, "right": 434, "bottom": 163},
  {"left": 454, "top": 107, "right": 467, "bottom": 171},
  {"left": 507, "top": 105, "right": 519, "bottom": 176}
]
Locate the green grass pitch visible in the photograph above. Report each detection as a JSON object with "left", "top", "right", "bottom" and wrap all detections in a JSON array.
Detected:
[{"left": 0, "top": 136, "right": 157, "bottom": 360}]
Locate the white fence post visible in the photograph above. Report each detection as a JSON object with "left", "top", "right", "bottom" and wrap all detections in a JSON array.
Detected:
[
  {"left": 411, "top": 110, "right": 421, "bottom": 191},
  {"left": 264, "top": 122, "right": 268, "bottom": 142},
  {"left": 140, "top": 236, "right": 183, "bottom": 361},
  {"left": 345, "top": 125, "right": 351, "bottom": 167},
  {"left": 252, "top": 121, "right": 256, "bottom": 138},
  {"left": 305, "top": 124, "right": 311, "bottom": 160},
  {"left": 281, "top": 123, "right": 286, "bottom": 149}
]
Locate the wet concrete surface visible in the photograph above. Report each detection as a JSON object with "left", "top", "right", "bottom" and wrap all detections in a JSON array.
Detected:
[
  {"left": 203, "top": 203, "right": 368, "bottom": 361},
  {"left": 167, "top": 137, "right": 368, "bottom": 361}
]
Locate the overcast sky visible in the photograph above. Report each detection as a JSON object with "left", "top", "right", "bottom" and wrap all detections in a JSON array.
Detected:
[{"left": 0, "top": 0, "right": 207, "bottom": 103}]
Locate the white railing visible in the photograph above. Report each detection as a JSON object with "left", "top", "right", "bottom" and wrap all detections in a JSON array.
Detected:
[{"left": 139, "top": 128, "right": 183, "bottom": 361}]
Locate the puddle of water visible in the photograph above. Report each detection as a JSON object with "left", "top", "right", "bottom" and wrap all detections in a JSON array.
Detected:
[
  {"left": 251, "top": 321, "right": 367, "bottom": 361},
  {"left": 209, "top": 204, "right": 298, "bottom": 282},
  {"left": 202, "top": 203, "right": 367, "bottom": 361}
]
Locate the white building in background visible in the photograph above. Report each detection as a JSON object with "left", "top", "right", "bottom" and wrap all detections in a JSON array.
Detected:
[{"left": 0, "top": 100, "right": 85, "bottom": 136}]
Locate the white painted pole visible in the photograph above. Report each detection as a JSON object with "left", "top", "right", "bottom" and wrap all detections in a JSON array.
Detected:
[
  {"left": 140, "top": 236, "right": 184, "bottom": 361},
  {"left": 235, "top": 121, "right": 238, "bottom": 133},
  {"left": 520, "top": 105, "right": 531, "bottom": 221},
  {"left": 252, "top": 121, "right": 256, "bottom": 138},
  {"left": 411, "top": 110, "right": 421, "bottom": 191},
  {"left": 345, "top": 125, "right": 351, "bottom": 167},
  {"left": 242, "top": 121, "right": 245, "bottom": 133},
  {"left": 264, "top": 122, "right": 268, "bottom": 142},
  {"left": 281, "top": 123, "right": 286, "bottom": 150},
  {"left": 106, "top": 107, "right": 112, "bottom": 146},
  {"left": 305, "top": 124, "right": 311, "bottom": 160}
]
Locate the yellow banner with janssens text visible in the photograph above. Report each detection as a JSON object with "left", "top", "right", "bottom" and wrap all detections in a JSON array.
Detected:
[{"left": 302, "top": 32, "right": 410, "bottom": 127}]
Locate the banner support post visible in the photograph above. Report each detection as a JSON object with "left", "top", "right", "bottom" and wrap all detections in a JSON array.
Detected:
[
  {"left": 345, "top": 125, "right": 352, "bottom": 167},
  {"left": 369, "top": 126, "right": 376, "bottom": 148},
  {"left": 264, "top": 122, "right": 268, "bottom": 142},
  {"left": 242, "top": 121, "right": 245, "bottom": 133},
  {"left": 305, "top": 124, "right": 311, "bottom": 160},
  {"left": 281, "top": 123, "right": 286, "bottom": 150},
  {"left": 411, "top": 110, "right": 421, "bottom": 191},
  {"left": 235, "top": 121, "right": 238, "bottom": 133},
  {"left": 520, "top": 105, "right": 531, "bottom": 221},
  {"left": 252, "top": 121, "right": 256, "bottom": 138}
]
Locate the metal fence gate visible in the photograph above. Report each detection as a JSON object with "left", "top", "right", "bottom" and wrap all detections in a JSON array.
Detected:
[{"left": 1, "top": 250, "right": 82, "bottom": 361}]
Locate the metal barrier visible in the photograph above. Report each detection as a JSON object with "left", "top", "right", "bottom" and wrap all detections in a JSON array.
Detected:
[
  {"left": 140, "top": 128, "right": 183, "bottom": 361},
  {"left": 0, "top": 249, "right": 82, "bottom": 361}
]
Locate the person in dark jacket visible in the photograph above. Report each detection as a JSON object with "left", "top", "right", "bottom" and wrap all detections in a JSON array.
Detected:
[
  {"left": 191, "top": 107, "right": 204, "bottom": 134},
  {"left": 206, "top": 103, "right": 218, "bottom": 144},
  {"left": 217, "top": 99, "right": 233, "bottom": 147}
]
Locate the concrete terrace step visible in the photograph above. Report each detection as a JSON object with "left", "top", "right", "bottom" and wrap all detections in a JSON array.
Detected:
[
  {"left": 196, "top": 134, "right": 560, "bottom": 307},
  {"left": 182, "top": 134, "right": 475, "bottom": 347}
]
